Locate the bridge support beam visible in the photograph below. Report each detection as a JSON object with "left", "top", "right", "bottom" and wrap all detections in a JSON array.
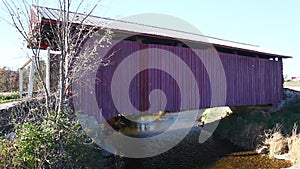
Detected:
[
  {"left": 19, "top": 68, "right": 23, "bottom": 98},
  {"left": 28, "top": 56, "right": 35, "bottom": 98},
  {"left": 19, "top": 58, "right": 32, "bottom": 98},
  {"left": 46, "top": 48, "right": 51, "bottom": 92}
]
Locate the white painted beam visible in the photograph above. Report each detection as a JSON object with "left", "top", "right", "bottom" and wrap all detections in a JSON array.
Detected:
[
  {"left": 28, "top": 57, "right": 35, "bottom": 98},
  {"left": 19, "top": 68, "right": 23, "bottom": 98},
  {"left": 19, "top": 58, "right": 32, "bottom": 98},
  {"left": 46, "top": 48, "right": 51, "bottom": 92}
]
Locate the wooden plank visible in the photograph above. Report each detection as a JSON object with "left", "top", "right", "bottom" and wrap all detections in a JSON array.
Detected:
[{"left": 87, "top": 41, "right": 284, "bottom": 120}]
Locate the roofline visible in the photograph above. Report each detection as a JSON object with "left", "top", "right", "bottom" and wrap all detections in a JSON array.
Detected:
[
  {"left": 109, "top": 28, "right": 292, "bottom": 59},
  {"left": 31, "top": 5, "right": 292, "bottom": 59}
]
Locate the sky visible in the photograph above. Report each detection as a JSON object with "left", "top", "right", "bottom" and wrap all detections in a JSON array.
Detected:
[{"left": 0, "top": 0, "right": 299, "bottom": 77}]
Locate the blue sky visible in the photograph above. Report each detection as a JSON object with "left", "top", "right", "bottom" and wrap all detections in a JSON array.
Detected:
[{"left": 0, "top": 0, "right": 299, "bottom": 77}]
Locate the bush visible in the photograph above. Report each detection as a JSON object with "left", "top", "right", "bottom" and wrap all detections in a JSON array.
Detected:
[
  {"left": 0, "top": 139, "right": 17, "bottom": 168},
  {"left": 0, "top": 110, "right": 106, "bottom": 168},
  {"left": 15, "top": 121, "right": 58, "bottom": 168}
]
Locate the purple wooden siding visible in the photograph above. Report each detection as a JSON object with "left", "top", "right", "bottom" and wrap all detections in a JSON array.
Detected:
[
  {"left": 77, "top": 40, "right": 283, "bottom": 120},
  {"left": 219, "top": 53, "right": 282, "bottom": 107}
]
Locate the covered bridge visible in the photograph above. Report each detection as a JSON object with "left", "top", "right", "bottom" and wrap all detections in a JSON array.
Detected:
[{"left": 29, "top": 6, "right": 291, "bottom": 120}]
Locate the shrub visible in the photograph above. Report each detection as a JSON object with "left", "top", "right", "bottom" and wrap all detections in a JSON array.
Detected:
[
  {"left": 0, "top": 139, "right": 17, "bottom": 168},
  {"left": 0, "top": 110, "right": 106, "bottom": 168},
  {"left": 14, "top": 121, "right": 58, "bottom": 168}
]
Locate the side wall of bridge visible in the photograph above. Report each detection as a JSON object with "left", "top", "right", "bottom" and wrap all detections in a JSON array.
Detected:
[{"left": 74, "top": 40, "right": 283, "bottom": 121}]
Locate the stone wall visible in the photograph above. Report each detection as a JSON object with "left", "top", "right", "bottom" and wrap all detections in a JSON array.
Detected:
[{"left": 0, "top": 97, "right": 50, "bottom": 136}]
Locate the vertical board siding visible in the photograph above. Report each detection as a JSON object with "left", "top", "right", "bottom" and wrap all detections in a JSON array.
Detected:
[
  {"left": 219, "top": 53, "right": 283, "bottom": 107},
  {"left": 78, "top": 40, "right": 284, "bottom": 120}
]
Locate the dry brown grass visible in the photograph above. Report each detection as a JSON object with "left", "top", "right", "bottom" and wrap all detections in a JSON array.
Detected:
[
  {"left": 263, "top": 124, "right": 300, "bottom": 165},
  {"left": 263, "top": 124, "right": 287, "bottom": 158},
  {"left": 287, "top": 124, "right": 300, "bottom": 165}
]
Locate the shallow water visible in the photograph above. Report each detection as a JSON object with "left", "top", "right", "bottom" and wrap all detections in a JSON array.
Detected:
[
  {"left": 212, "top": 151, "right": 292, "bottom": 169},
  {"left": 123, "top": 127, "right": 236, "bottom": 169},
  {"left": 116, "top": 113, "right": 292, "bottom": 169}
]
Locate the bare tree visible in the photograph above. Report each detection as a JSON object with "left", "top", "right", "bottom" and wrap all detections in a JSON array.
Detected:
[
  {"left": 0, "top": 0, "right": 112, "bottom": 114},
  {"left": 0, "top": 1, "right": 113, "bottom": 166}
]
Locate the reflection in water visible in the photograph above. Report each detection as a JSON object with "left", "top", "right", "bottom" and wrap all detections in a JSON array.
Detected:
[
  {"left": 106, "top": 112, "right": 291, "bottom": 169},
  {"left": 118, "top": 112, "right": 177, "bottom": 137},
  {"left": 123, "top": 126, "right": 236, "bottom": 169},
  {"left": 136, "top": 123, "right": 154, "bottom": 132}
]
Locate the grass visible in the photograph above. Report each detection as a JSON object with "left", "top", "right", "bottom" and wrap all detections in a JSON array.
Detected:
[
  {"left": 215, "top": 99, "right": 300, "bottom": 150},
  {"left": 264, "top": 124, "right": 300, "bottom": 165},
  {"left": 213, "top": 96, "right": 300, "bottom": 165},
  {"left": 268, "top": 102, "right": 300, "bottom": 133},
  {"left": 287, "top": 124, "right": 300, "bottom": 165},
  {"left": 0, "top": 92, "right": 20, "bottom": 104},
  {"left": 263, "top": 124, "right": 287, "bottom": 158},
  {"left": 284, "top": 81, "right": 300, "bottom": 85},
  {"left": 0, "top": 99, "right": 21, "bottom": 104}
]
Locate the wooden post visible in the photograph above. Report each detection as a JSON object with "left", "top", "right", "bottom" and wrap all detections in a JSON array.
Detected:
[
  {"left": 28, "top": 56, "right": 35, "bottom": 98},
  {"left": 19, "top": 58, "right": 33, "bottom": 98},
  {"left": 19, "top": 68, "right": 23, "bottom": 98},
  {"left": 46, "top": 48, "right": 51, "bottom": 92}
]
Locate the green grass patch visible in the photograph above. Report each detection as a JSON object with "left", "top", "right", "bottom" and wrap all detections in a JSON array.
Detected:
[
  {"left": 221, "top": 101, "right": 300, "bottom": 132},
  {"left": 0, "top": 99, "right": 21, "bottom": 104},
  {"left": 268, "top": 101, "right": 300, "bottom": 133},
  {"left": 0, "top": 92, "right": 20, "bottom": 104},
  {"left": 215, "top": 100, "right": 300, "bottom": 150}
]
